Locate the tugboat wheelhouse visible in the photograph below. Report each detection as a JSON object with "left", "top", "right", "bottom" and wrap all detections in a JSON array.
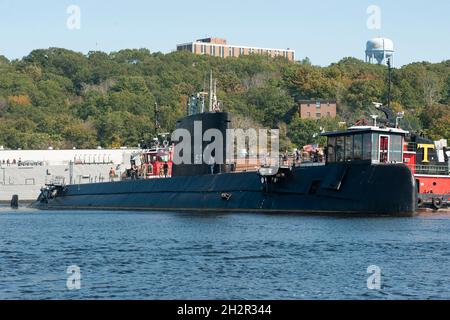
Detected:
[{"left": 324, "top": 126, "right": 407, "bottom": 164}]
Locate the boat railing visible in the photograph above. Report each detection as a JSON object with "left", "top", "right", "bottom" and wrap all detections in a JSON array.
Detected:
[
  {"left": 233, "top": 158, "right": 263, "bottom": 172},
  {"left": 414, "top": 165, "right": 449, "bottom": 176},
  {"left": 298, "top": 162, "right": 326, "bottom": 168},
  {"left": 48, "top": 176, "right": 66, "bottom": 186},
  {"left": 235, "top": 156, "right": 326, "bottom": 172}
]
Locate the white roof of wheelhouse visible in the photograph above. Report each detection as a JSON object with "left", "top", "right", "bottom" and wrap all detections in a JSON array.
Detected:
[
  {"left": 323, "top": 126, "right": 409, "bottom": 137},
  {"left": 348, "top": 126, "right": 409, "bottom": 134}
]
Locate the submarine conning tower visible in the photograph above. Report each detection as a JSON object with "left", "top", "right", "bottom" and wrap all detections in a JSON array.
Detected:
[{"left": 172, "top": 112, "right": 233, "bottom": 177}]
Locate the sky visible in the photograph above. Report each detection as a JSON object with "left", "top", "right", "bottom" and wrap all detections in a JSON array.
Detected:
[{"left": 0, "top": 0, "right": 449, "bottom": 66}]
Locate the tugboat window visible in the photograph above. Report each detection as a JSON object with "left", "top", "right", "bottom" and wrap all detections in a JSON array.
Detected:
[
  {"left": 336, "top": 136, "right": 345, "bottom": 162},
  {"left": 345, "top": 136, "right": 353, "bottom": 161},
  {"left": 327, "top": 137, "right": 336, "bottom": 163},
  {"left": 354, "top": 134, "right": 363, "bottom": 161},
  {"left": 363, "top": 134, "right": 372, "bottom": 161},
  {"left": 389, "top": 135, "right": 403, "bottom": 163},
  {"left": 372, "top": 133, "right": 380, "bottom": 161}
]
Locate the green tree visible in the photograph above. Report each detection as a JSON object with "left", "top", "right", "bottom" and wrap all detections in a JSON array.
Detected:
[{"left": 0, "top": 47, "right": 448, "bottom": 150}]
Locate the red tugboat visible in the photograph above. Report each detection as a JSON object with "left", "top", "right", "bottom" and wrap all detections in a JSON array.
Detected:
[
  {"left": 123, "top": 142, "right": 174, "bottom": 180},
  {"left": 403, "top": 136, "right": 450, "bottom": 211},
  {"left": 140, "top": 146, "right": 173, "bottom": 178}
]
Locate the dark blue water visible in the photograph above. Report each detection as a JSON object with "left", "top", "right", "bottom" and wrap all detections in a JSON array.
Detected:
[{"left": 1, "top": 206, "right": 450, "bottom": 300}]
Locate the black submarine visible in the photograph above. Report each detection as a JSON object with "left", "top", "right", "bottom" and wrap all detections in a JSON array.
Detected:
[{"left": 31, "top": 109, "right": 417, "bottom": 216}]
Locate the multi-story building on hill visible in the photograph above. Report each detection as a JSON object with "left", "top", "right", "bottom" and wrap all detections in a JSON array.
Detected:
[{"left": 177, "top": 37, "right": 295, "bottom": 61}]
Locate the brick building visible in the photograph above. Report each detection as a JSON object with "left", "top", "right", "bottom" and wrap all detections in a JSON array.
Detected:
[
  {"left": 177, "top": 37, "right": 295, "bottom": 61},
  {"left": 299, "top": 100, "right": 337, "bottom": 119}
]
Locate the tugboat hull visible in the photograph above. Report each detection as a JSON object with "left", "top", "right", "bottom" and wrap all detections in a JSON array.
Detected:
[{"left": 31, "top": 163, "right": 417, "bottom": 216}]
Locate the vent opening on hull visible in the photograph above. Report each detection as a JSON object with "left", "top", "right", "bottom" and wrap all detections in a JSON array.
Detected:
[{"left": 309, "top": 180, "right": 321, "bottom": 195}]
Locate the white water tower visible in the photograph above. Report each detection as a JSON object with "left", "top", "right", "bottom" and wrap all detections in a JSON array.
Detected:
[{"left": 365, "top": 37, "right": 394, "bottom": 65}]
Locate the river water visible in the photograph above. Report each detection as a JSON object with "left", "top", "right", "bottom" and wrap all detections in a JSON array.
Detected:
[{"left": 1, "top": 206, "right": 450, "bottom": 300}]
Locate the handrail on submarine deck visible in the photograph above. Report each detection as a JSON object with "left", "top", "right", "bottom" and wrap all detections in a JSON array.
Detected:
[{"left": 231, "top": 156, "right": 325, "bottom": 173}]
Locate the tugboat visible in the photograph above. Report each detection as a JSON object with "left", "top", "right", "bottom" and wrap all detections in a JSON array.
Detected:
[
  {"left": 123, "top": 138, "right": 174, "bottom": 180},
  {"left": 404, "top": 135, "right": 450, "bottom": 211}
]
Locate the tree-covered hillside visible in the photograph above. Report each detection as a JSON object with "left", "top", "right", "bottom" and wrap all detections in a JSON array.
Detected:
[{"left": 0, "top": 48, "right": 449, "bottom": 150}]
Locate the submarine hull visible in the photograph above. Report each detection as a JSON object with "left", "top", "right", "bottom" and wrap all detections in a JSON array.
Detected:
[{"left": 31, "top": 163, "right": 417, "bottom": 216}]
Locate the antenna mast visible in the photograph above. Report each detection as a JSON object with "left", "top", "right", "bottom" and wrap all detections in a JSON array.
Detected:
[
  {"left": 209, "top": 70, "right": 214, "bottom": 112},
  {"left": 154, "top": 102, "right": 159, "bottom": 134},
  {"left": 387, "top": 58, "right": 392, "bottom": 109}
]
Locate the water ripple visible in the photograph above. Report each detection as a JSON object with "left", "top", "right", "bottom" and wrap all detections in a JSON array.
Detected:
[{"left": 1, "top": 208, "right": 450, "bottom": 299}]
